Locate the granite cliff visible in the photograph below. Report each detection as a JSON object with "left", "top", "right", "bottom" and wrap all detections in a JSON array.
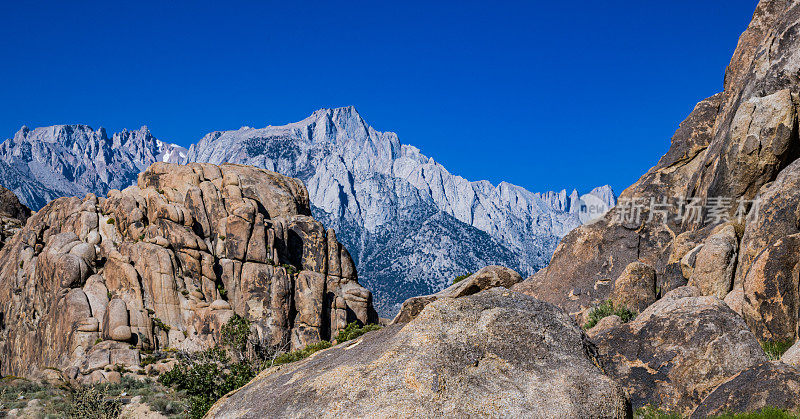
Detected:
[{"left": 0, "top": 162, "right": 376, "bottom": 385}]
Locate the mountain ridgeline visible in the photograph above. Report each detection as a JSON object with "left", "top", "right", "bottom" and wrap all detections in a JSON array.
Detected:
[{"left": 0, "top": 110, "right": 614, "bottom": 314}]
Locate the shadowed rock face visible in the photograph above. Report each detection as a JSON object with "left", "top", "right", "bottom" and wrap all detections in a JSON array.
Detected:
[
  {"left": 592, "top": 287, "right": 766, "bottom": 415},
  {"left": 0, "top": 186, "right": 30, "bottom": 251},
  {"left": 207, "top": 288, "right": 630, "bottom": 419},
  {"left": 514, "top": 0, "right": 800, "bottom": 341},
  {"left": 0, "top": 162, "right": 377, "bottom": 384},
  {"left": 691, "top": 362, "right": 800, "bottom": 418}
]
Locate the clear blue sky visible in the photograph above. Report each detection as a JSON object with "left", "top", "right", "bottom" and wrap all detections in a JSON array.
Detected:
[{"left": 0, "top": 0, "right": 758, "bottom": 194}]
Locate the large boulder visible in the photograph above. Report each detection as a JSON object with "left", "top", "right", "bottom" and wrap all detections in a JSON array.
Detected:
[
  {"left": 207, "top": 289, "right": 631, "bottom": 418},
  {"left": 0, "top": 163, "right": 378, "bottom": 383},
  {"left": 691, "top": 362, "right": 800, "bottom": 417},
  {"left": 741, "top": 233, "right": 800, "bottom": 342},
  {"left": 393, "top": 265, "right": 522, "bottom": 323},
  {"left": 609, "top": 261, "right": 656, "bottom": 313},
  {"left": 592, "top": 286, "right": 766, "bottom": 415},
  {"left": 688, "top": 225, "right": 739, "bottom": 299}
]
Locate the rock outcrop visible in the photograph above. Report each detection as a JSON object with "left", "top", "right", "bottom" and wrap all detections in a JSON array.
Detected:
[
  {"left": 691, "top": 362, "right": 800, "bottom": 417},
  {"left": 0, "top": 186, "right": 30, "bottom": 251},
  {"left": 391, "top": 265, "right": 523, "bottom": 323},
  {"left": 0, "top": 162, "right": 377, "bottom": 384},
  {"left": 207, "top": 288, "right": 630, "bottom": 418},
  {"left": 592, "top": 287, "right": 767, "bottom": 415},
  {"left": 514, "top": 0, "right": 800, "bottom": 343}
]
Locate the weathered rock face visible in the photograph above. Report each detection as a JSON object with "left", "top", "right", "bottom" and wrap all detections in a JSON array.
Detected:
[
  {"left": 392, "top": 265, "right": 523, "bottom": 323},
  {"left": 688, "top": 225, "right": 739, "bottom": 299},
  {"left": 514, "top": 0, "right": 800, "bottom": 341},
  {"left": 0, "top": 162, "right": 377, "bottom": 383},
  {"left": 741, "top": 233, "right": 800, "bottom": 342},
  {"left": 592, "top": 287, "right": 766, "bottom": 415},
  {"left": 781, "top": 340, "right": 800, "bottom": 366},
  {"left": 207, "top": 288, "right": 630, "bottom": 418},
  {"left": 609, "top": 262, "right": 656, "bottom": 313},
  {"left": 691, "top": 362, "right": 800, "bottom": 417},
  {"left": 0, "top": 186, "right": 30, "bottom": 251}
]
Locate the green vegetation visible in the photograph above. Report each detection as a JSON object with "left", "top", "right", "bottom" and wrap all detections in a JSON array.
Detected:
[
  {"left": 153, "top": 317, "right": 171, "bottom": 332},
  {"left": 271, "top": 341, "right": 332, "bottom": 366},
  {"left": 583, "top": 300, "right": 637, "bottom": 330},
  {"left": 159, "top": 348, "right": 255, "bottom": 418},
  {"left": 711, "top": 407, "right": 799, "bottom": 418},
  {"left": 635, "top": 405, "right": 799, "bottom": 419},
  {"left": 761, "top": 340, "right": 794, "bottom": 361},
  {"left": 106, "top": 218, "right": 115, "bottom": 225},
  {"left": 65, "top": 385, "right": 122, "bottom": 418},
  {"left": 0, "top": 376, "right": 188, "bottom": 418},
  {"left": 453, "top": 272, "right": 473, "bottom": 284},
  {"left": 336, "top": 322, "right": 382, "bottom": 343},
  {"left": 216, "top": 282, "right": 228, "bottom": 299},
  {"left": 153, "top": 315, "right": 333, "bottom": 418},
  {"left": 281, "top": 264, "right": 298, "bottom": 275},
  {"left": 221, "top": 314, "right": 251, "bottom": 354}
]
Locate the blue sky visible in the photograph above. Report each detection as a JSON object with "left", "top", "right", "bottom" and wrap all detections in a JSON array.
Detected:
[{"left": 0, "top": 0, "right": 758, "bottom": 194}]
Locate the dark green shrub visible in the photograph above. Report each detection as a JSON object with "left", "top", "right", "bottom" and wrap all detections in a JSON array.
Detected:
[
  {"left": 336, "top": 322, "right": 382, "bottom": 343},
  {"left": 106, "top": 218, "right": 115, "bottom": 225},
  {"left": 761, "top": 340, "right": 794, "bottom": 361},
  {"left": 453, "top": 272, "right": 473, "bottom": 284},
  {"left": 159, "top": 348, "right": 256, "bottom": 419},
  {"left": 153, "top": 317, "right": 171, "bottom": 332},
  {"left": 221, "top": 314, "right": 251, "bottom": 353},
  {"left": 64, "top": 386, "right": 122, "bottom": 419},
  {"left": 583, "top": 300, "right": 636, "bottom": 330},
  {"left": 271, "top": 341, "right": 332, "bottom": 366}
]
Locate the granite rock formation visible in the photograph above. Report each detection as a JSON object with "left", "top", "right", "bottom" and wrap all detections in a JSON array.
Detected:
[
  {"left": 207, "top": 288, "right": 630, "bottom": 418},
  {"left": 592, "top": 286, "right": 766, "bottom": 415},
  {"left": 0, "top": 186, "right": 30, "bottom": 251},
  {"left": 514, "top": 0, "right": 800, "bottom": 344},
  {"left": 511, "top": 0, "right": 800, "bottom": 414},
  {"left": 0, "top": 162, "right": 376, "bottom": 384}
]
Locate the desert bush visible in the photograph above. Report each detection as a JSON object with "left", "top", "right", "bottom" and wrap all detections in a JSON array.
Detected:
[
  {"left": 761, "top": 340, "right": 794, "bottom": 361},
  {"left": 159, "top": 348, "right": 256, "bottom": 418},
  {"left": 64, "top": 385, "right": 122, "bottom": 419},
  {"left": 336, "top": 322, "right": 382, "bottom": 343},
  {"left": 221, "top": 314, "right": 251, "bottom": 354},
  {"left": 453, "top": 272, "right": 473, "bottom": 284},
  {"left": 583, "top": 300, "right": 636, "bottom": 330},
  {"left": 270, "top": 341, "right": 332, "bottom": 366}
]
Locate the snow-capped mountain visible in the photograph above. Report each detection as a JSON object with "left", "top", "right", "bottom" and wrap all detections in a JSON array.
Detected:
[
  {"left": 0, "top": 125, "right": 187, "bottom": 209},
  {"left": 0, "top": 109, "right": 613, "bottom": 314},
  {"left": 185, "top": 107, "right": 615, "bottom": 314}
]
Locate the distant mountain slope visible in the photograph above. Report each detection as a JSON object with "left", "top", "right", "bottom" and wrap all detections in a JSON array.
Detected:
[
  {"left": 185, "top": 107, "right": 615, "bottom": 314},
  {"left": 0, "top": 125, "right": 186, "bottom": 209}
]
